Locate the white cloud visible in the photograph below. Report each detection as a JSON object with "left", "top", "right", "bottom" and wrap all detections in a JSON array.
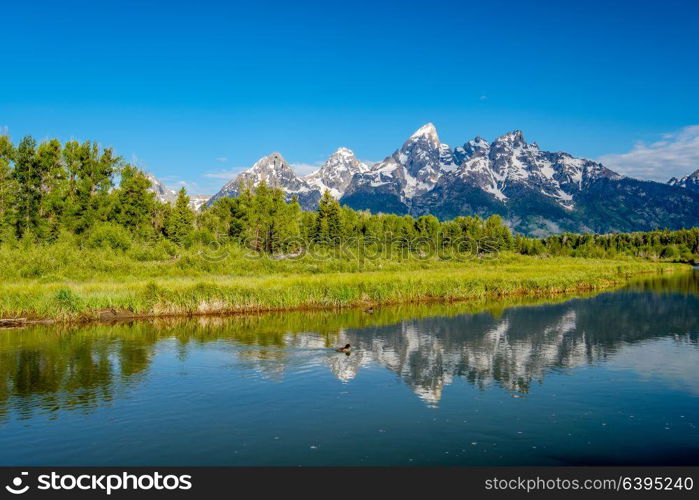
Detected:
[
  {"left": 598, "top": 125, "right": 699, "bottom": 181},
  {"left": 204, "top": 168, "right": 247, "bottom": 180},
  {"left": 215, "top": 157, "right": 228, "bottom": 163},
  {"left": 479, "top": 95, "right": 488, "bottom": 101}
]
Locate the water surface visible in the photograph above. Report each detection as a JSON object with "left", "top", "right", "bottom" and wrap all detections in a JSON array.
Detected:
[{"left": 1, "top": 273, "right": 698, "bottom": 465}]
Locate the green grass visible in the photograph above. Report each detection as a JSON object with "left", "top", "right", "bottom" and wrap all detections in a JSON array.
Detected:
[{"left": 0, "top": 242, "right": 689, "bottom": 321}]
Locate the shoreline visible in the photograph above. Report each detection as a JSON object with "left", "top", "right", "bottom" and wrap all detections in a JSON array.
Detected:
[{"left": 0, "top": 260, "right": 690, "bottom": 326}]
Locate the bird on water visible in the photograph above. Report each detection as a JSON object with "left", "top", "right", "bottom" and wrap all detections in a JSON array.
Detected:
[{"left": 335, "top": 343, "right": 351, "bottom": 353}]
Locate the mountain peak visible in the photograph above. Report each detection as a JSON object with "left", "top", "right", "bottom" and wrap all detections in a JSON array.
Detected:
[
  {"left": 250, "top": 152, "right": 290, "bottom": 172},
  {"left": 146, "top": 173, "right": 176, "bottom": 201},
  {"left": 262, "top": 151, "right": 285, "bottom": 162},
  {"left": 668, "top": 168, "right": 699, "bottom": 192},
  {"left": 465, "top": 136, "right": 490, "bottom": 150},
  {"left": 409, "top": 123, "right": 439, "bottom": 141},
  {"left": 331, "top": 146, "right": 355, "bottom": 158},
  {"left": 494, "top": 130, "right": 526, "bottom": 146},
  {"left": 302, "top": 147, "right": 368, "bottom": 199}
]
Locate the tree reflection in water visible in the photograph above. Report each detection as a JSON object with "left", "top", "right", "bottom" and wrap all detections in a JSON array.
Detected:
[{"left": 0, "top": 271, "right": 697, "bottom": 417}]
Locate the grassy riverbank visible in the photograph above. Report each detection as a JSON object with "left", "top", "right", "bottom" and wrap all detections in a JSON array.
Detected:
[{"left": 0, "top": 244, "right": 688, "bottom": 322}]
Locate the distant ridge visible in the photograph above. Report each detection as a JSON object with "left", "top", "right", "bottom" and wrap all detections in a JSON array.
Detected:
[
  {"left": 206, "top": 124, "right": 699, "bottom": 235},
  {"left": 669, "top": 169, "right": 699, "bottom": 193}
]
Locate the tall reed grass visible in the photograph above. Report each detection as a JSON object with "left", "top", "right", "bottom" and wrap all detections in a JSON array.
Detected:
[{"left": 0, "top": 241, "right": 687, "bottom": 321}]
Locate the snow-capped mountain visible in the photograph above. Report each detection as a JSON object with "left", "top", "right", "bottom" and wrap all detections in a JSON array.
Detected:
[
  {"left": 303, "top": 147, "right": 369, "bottom": 198},
  {"left": 146, "top": 173, "right": 211, "bottom": 211},
  {"left": 342, "top": 124, "right": 699, "bottom": 235},
  {"left": 343, "top": 125, "right": 619, "bottom": 218},
  {"left": 669, "top": 169, "right": 699, "bottom": 192},
  {"left": 189, "top": 194, "right": 213, "bottom": 211},
  {"left": 342, "top": 123, "right": 446, "bottom": 207},
  {"left": 452, "top": 129, "right": 620, "bottom": 206},
  {"left": 208, "top": 152, "right": 321, "bottom": 209},
  {"left": 208, "top": 149, "right": 366, "bottom": 209},
  {"left": 207, "top": 124, "right": 699, "bottom": 234},
  {"left": 146, "top": 173, "right": 177, "bottom": 203}
]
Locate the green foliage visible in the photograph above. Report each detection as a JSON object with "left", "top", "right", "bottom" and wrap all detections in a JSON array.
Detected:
[
  {"left": 0, "top": 250, "right": 683, "bottom": 321},
  {"left": 313, "top": 190, "right": 342, "bottom": 243},
  {"left": 164, "top": 188, "right": 194, "bottom": 245},
  {"left": 0, "top": 135, "right": 16, "bottom": 242},
  {"left": 61, "top": 140, "right": 118, "bottom": 234},
  {"left": 54, "top": 288, "right": 83, "bottom": 313},
  {"left": 87, "top": 223, "right": 133, "bottom": 250},
  {"left": 12, "top": 136, "right": 41, "bottom": 238},
  {"left": 0, "top": 131, "right": 696, "bottom": 317},
  {"left": 114, "top": 164, "right": 156, "bottom": 235},
  {"left": 528, "top": 228, "right": 699, "bottom": 263}
]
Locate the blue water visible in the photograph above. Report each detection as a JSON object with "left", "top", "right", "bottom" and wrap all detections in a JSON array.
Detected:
[{"left": 0, "top": 273, "right": 698, "bottom": 465}]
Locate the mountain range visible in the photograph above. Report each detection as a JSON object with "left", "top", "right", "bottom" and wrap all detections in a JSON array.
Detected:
[
  {"left": 669, "top": 169, "right": 699, "bottom": 193},
  {"left": 148, "top": 124, "right": 699, "bottom": 236}
]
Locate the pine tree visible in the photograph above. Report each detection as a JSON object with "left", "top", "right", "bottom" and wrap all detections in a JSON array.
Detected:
[
  {"left": 12, "top": 136, "right": 40, "bottom": 238},
  {"left": 164, "top": 187, "right": 194, "bottom": 245},
  {"left": 247, "top": 181, "right": 272, "bottom": 252},
  {"left": 36, "top": 139, "right": 66, "bottom": 240},
  {"left": 115, "top": 164, "right": 156, "bottom": 235},
  {"left": 267, "top": 187, "right": 300, "bottom": 253},
  {"left": 313, "top": 190, "right": 342, "bottom": 244},
  {"left": 63, "top": 141, "right": 118, "bottom": 233}
]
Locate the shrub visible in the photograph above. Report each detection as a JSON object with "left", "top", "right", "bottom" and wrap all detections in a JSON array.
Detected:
[
  {"left": 86, "top": 223, "right": 133, "bottom": 251},
  {"left": 128, "top": 239, "right": 179, "bottom": 261},
  {"left": 660, "top": 245, "right": 680, "bottom": 259},
  {"left": 187, "top": 229, "right": 217, "bottom": 246}
]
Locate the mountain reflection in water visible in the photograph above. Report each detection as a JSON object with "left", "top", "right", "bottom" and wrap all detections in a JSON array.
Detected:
[{"left": 0, "top": 272, "right": 697, "bottom": 466}]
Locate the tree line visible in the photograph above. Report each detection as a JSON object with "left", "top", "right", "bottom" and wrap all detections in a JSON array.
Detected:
[
  {"left": 0, "top": 135, "right": 697, "bottom": 262},
  {"left": 202, "top": 187, "right": 515, "bottom": 254},
  {"left": 0, "top": 135, "right": 194, "bottom": 247},
  {"left": 517, "top": 229, "right": 699, "bottom": 261}
]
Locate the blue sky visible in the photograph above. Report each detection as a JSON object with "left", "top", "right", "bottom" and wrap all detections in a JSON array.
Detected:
[{"left": 1, "top": 0, "right": 698, "bottom": 193}]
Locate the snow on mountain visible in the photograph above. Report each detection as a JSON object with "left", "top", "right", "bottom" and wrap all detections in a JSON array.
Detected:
[
  {"left": 146, "top": 173, "right": 177, "bottom": 203},
  {"left": 204, "top": 124, "right": 699, "bottom": 234},
  {"left": 211, "top": 152, "right": 308, "bottom": 198},
  {"left": 146, "top": 173, "right": 211, "bottom": 211},
  {"left": 342, "top": 124, "right": 620, "bottom": 215},
  {"left": 303, "top": 147, "right": 369, "bottom": 198},
  {"left": 208, "top": 152, "right": 318, "bottom": 208},
  {"left": 668, "top": 169, "right": 699, "bottom": 192},
  {"left": 449, "top": 129, "right": 620, "bottom": 209},
  {"left": 189, "top": 194, "right": 213, "bottom": 211},
  {"left": 209, "top": 149, "right": 369, "bottom": 209},
  {"left": 212, "top": 123, "right": 614, "bottom": 212},
  {"left": 343, "top": 123, "right": 445, "bottom": 203}
]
